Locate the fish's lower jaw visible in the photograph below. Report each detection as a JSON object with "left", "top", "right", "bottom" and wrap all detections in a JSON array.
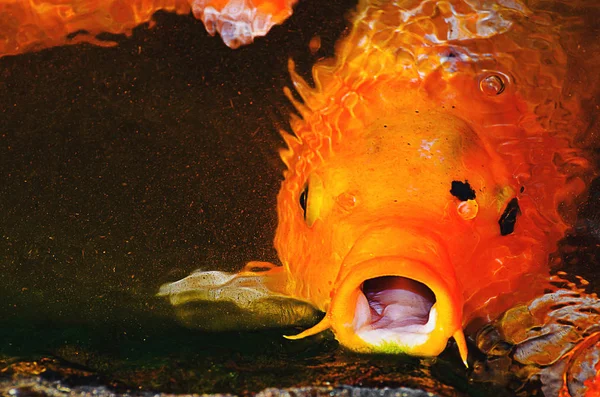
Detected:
[
  {"left": 352, "top": 305, "right": 468, "bottom": 365},
  {"left": 328, "top": 256, "right": 468, "bottom": 365},
  {"left": 354, "top": 306, "right": 442, "bottom": 356}
]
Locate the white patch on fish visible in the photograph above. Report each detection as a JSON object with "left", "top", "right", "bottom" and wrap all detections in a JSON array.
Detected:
[{"left": 419, "top": 139, "right": 438, "bottom": 159}]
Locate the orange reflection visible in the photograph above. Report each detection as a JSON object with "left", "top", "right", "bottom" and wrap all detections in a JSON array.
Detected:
[{"left": 0, "top": 0, "right": 297, "bottom": 57}]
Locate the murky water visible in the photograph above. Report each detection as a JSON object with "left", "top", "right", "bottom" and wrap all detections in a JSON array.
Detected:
[{"left": 0, "top": 1, "right": 598, "bottom": 396}]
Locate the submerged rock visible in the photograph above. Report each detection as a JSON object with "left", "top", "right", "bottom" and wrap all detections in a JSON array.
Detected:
[{"left": 0, "top": 377, "right": 441, "bottom": 397}]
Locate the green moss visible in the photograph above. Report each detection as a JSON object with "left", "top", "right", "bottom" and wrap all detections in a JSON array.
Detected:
[{"left": 370, "top": 341, "right": 409, "bottom": 355}]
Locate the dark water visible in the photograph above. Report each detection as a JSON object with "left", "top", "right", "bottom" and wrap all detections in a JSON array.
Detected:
[{"left": 0, "top": 1, "right": 598, "bottom": 396}]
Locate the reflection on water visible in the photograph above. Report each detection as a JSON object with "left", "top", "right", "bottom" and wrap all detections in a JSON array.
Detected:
[{"left": 0, "top": 0, "right": 598, "bottom": 396}]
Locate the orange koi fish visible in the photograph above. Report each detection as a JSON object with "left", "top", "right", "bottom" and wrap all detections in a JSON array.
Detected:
[
  {"left": 0, "top": 0, "right": 296, "bottom": 56},
  {"left": 159, "top": 0, "right": 595, "bottom": 370}
]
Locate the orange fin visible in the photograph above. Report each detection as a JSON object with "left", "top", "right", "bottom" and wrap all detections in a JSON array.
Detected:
[{"left": 157, "top": 262, "right": 321, "bottom": 331}]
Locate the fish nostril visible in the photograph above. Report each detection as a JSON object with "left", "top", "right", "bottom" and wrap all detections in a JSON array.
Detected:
[
  {"left": 336, "top": 192, "right": 357, "bottom": 211},
  {"left": 457, "top": 199, "right": 479, "bottom": 220}
]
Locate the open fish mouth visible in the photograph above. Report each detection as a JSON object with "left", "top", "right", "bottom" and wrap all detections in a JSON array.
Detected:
[
  {"left": 326, "top": 256, "right": 467, "bottom": 363},
  {"left": 285, "top": 254, "right": 468, "bottom": 361},
  {"left": 354, "top": 276, "right": 437, "bottom": 348},
  {"left": 286, "top": 225, "right": 468, "bottom": 364}
]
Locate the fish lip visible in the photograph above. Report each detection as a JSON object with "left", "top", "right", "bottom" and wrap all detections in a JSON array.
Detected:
[{"left": 328, "top": 225, "right": 464, "bottom": 357}]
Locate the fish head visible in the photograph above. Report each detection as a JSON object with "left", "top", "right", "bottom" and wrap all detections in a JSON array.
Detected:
[{"left": 275, "top": 83, "right": 530, "bottom": 361}]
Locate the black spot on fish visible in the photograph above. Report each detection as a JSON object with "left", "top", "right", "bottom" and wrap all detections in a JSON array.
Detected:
[
  {"left": 499, "top": 198, "right": 521, "bottom": 236},
  {"left": 450, "top": 180, "right": 476, "bottom": 201}
]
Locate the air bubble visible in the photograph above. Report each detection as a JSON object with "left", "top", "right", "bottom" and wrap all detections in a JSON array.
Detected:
[{"left": 479, "top": 74, "right": 506, "bottom": 96}]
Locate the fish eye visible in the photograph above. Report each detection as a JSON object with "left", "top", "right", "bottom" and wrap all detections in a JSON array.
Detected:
[
  {"left": 299, "top": 184, "right": 309, "bottom": 219},
  {"left": 499, "top": 198, "right": 521, "bottom": 236},
  {"left": 299, "top": 175, "right": 324, "bottom": 227},
  {"left": 450, "top": 180, "right": 476, "bottom": 201}
]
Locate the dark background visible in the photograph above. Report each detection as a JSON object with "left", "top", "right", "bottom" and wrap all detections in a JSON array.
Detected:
[
  {"left": 0, "top": 1, "right": 356, "bottom": 325},
  {"left": 0, "top": 1, "right": 598, "bottom": 396}
]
